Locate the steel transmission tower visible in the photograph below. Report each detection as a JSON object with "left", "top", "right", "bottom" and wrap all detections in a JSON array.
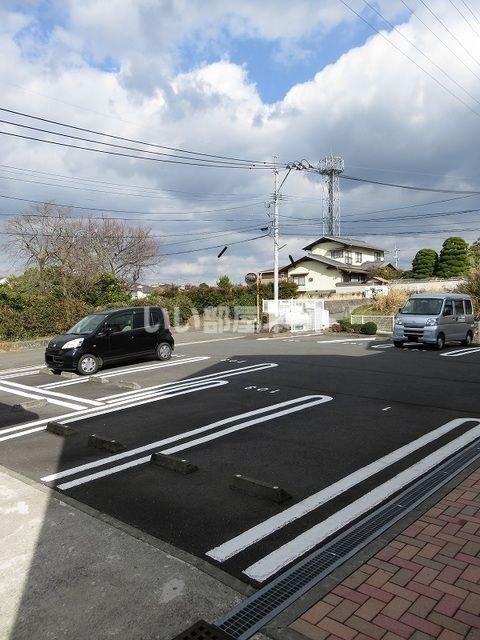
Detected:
[{"left": 319, "top": 156, "right": 344, "bottom": 236}]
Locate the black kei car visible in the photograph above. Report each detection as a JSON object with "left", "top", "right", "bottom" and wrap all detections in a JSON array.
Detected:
[{"left": 45, "top": 306, "right": 174, "bottom": 375}]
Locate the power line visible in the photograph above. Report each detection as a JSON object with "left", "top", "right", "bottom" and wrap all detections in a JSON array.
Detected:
[
  {"left": 340, "top": 194, "right": 478, "bottom": 218},
  {"left": 0, "top": 229, "right": 270, "bottom": 255},
  {"left": 338, "top": 0, "right": 480, "bottom": 118},
  {"left": 0, "top": 107, "right": 278, "bottom": 168},
  {"left": 0, "top": 167, "right": 267, "bottom": 202},
  {"left": 361, "top": 0, "right": 480, "bottom": 108},
  {"left": 0, "top": 120, "right": 269, "bottom": 169},
  {"left": 417, "top": 0, "right": 480, "bottom": 67},
  {"left": 447, "top": 0, "right": 480, "bottom": 40},
  {"left": 398, "top": 0, "right": 480, "bottom": 83},
  {"left": 0, "top": 192, "right": 266, "bottom": 217},
  {"left": 459, "top": 0, "right": 480, "bottom": 25},
  {"left": 340, "top": 173, "right": 480, "bottom": 194}
]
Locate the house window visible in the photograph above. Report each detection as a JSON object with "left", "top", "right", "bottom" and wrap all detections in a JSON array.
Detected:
[
  {"left": 374, "top": 251, "right": 383, "bottom": 261},
  {"left": 346, "top": 273, "right": 366, "bottom": 283},
  {"left": 331, "top": 249, "right": 343, "bottom": 259},
  {"left": 355, "top": 252, "right": 362, "bottom": 263},
  {"left": 291, "top": 275, "right": 306, "bottom": 286},
  {"left": 345, "top": 251, "right": 353, "bottom": 264}
]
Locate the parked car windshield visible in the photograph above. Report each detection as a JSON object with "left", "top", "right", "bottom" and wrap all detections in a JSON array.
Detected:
[
  {"left": 401, "top": 298, "right": 443, "bottom": 315},
  {"left": 67, "top": 313, "right": 108, "bottom": 335}
]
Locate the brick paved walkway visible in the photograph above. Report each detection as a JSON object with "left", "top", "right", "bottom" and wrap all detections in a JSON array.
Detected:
[{"left": 290, "top": 468, "right": 480, "bottom": 640}]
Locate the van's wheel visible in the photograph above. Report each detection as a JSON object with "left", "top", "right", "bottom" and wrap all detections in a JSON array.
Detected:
[
  {"left": 156, "top": 342, "right": 172, "bottom": 361},
  {"left": 77, "top": 354, "right": 99, "bottom": 375},
  {"left": 435, "top": 333, "right": 445, "bottom": 350},
  {"left": 462, "top": 331, "right": 473, "bottom": 347},
  {"left": 393, "top": 341, "right": 403, "bottom": 348}
]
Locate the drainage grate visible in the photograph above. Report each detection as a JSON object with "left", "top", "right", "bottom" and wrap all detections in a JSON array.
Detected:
[
  {"left": 215, "top": 439, "right": 480, "bottom": 640},
  {"left": 171, "top": 619, "right": 235, "bottom": 640}
]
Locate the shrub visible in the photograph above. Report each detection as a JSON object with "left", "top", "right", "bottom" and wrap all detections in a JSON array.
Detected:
[
  {"left": 369, "top": 290, "right": 408, "bottom": 315},
  {"left": 361, "top": 321, "right": 378, "bottom": 335},
  {"left": 330, "top": 323, "right": 343, "bottom": 332},
  {"left": 351, "top": 323, "right": 362, "bottom": 333},
  {"left": 338, "top": 317, "right": 352, "bottom": 332}
]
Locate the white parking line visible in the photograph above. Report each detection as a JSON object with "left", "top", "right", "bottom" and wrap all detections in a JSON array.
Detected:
[
  {"left": 0, "top": 384, "right": 87, "bottom": 411},
  {"left": 206, "top": 416, "right": 477, "bottom": 563},
  {"left": 0, "top": 369, "right": 43, "bottom": 379},
  {"left": 243, "top": 418, "right": 480, "bottom": 582},
  {"left": 0, "top": 380, "right": 228, "bottom": 442},
  {"left": 176, "top": 336, "right": 245, "bottom": 346},
  {"left": 440, "top": 347, "right": 480, "bottom": 357},
  {"left": 40, "top": 356, "right": 210, "bottom": 388},
  {"left": 49, "top": 395, "right": 332, "bottom": 490},
  {"left": 0, "top": 379, "right": 103, "bottom": 406},
  {"left": 97, "top": 362, "right": 278, "bottom": 402},
  {"left": 0, "top": 365, "right": 44, "bottom": 379},
  {"left": 256, "top": 333, "right": 324, "bottom": 342},
  {"left": 0, "top": 362, "right": 279, "bottom": 442},
  {"left": 317, "top": 338, "right": 375, "bottom": 344}
]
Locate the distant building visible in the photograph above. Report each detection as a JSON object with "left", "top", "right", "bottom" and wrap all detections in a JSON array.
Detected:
[{"left": 259, "top": 236, "right": 396, "bottom": 297}]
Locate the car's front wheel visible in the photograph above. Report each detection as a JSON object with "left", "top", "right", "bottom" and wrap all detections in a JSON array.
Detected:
[
  {"left": 393, "top": 341, "right": 403, "bottom": 348},
  {"left": 435, "top": 333, "right": 445, "bottom": 350},
  {"left": 462, "top": 331, "right": 473, "bottom": 347},
  {"left": 156, "top": 342, "right": 172, "bottom": 361},
  {"left": 77, "top": 354, "right": 99, "bottom": 375}
]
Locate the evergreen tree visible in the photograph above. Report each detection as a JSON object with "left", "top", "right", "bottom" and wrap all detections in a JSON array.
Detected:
[
  {"left": 436, "top": 237, "right": 469, "bottom": 277},
  {"left": 411, "top": 248, "right": 438, "bottom": 279},
  {"left": 467, "top": 239, "right": 480, "bottom": 270}
]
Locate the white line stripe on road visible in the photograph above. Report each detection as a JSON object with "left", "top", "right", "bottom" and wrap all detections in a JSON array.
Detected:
[
  {"left": 97, "top": 362, "right": 278, "bottom": 402},
  {"left": 0, "top": 362, "right": 278, "bottom": 442},
  {"left": 0, "top": 380, "right": 228, "bottom": 442},
  {"left": 0, "top": 379, "right": 103, "bottom": 405},
  {"left": 440, "top": 347, "right": 480, "bottom": 357},
  {"left": 176, "top": 336, "right": 246, "bottom": 345},
  {"left": 206, "top": 417, "right": 476, "bottom": 563},
  {"left": 53, "top": 395, "right": 332, "bottom": 490},
  {"left": 0, "top": 365, "right": 44, "bottom": 377},
  {"left": 40, "top": 356, "right": 211, "bottom": 388},
  {"left": 0, "top": 369, "right": 43, "bottom": 379},
  {"left": 0, "top": 384, "right": 87, "bottom": 410},
  {"left": 316, "top": 338, "right": 375, "bottom": 344},
  {"left": 243, "top": 418, "right": 480, "bottom": 582},
  {"left": 42, "top": 396, "right": 327, "bottom": 484},
  {"left": 256, "top": 333, "right": 324, "bottom": 342}
]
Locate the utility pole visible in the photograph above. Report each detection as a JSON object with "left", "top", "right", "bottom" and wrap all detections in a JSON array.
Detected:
[{"left": 273, "top": 168, "right": 279, "bottom": 302}]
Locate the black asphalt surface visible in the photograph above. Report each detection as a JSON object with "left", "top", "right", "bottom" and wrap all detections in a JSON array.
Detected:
[{"left": 1, "top": 333, "right": 479, "bottom": 584}]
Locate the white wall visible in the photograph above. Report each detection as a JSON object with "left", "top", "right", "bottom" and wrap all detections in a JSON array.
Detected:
[{"left": 389, "top": 278, "right": 463, "bottom": 293}]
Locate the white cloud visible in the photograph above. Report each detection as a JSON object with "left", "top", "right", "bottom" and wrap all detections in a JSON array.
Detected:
[{"left": 0, "top": 0, "right": 479, "bottom": 287}]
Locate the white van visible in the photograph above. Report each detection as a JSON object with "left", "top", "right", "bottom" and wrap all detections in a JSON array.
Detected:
[{"left": 393, "top": 293, "right": 475, "bottom": 349}]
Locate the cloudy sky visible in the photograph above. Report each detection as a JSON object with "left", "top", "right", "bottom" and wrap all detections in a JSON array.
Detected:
[{"left": 1, "top": 0, "right": 480, "bottom": 285}]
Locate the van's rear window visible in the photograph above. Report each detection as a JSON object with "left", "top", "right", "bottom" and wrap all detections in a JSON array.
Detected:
[{"left": 401, "top": 298, "right": 443, "bottom": 315}]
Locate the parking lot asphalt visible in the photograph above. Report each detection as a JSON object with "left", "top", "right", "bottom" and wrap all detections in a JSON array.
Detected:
[{"left": 1, "top": 329, "right": 480, "bottom": 639}]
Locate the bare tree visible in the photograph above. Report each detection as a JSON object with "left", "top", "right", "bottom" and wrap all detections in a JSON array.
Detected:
[
  {"left": 5, "top": 203, "right": 74, "bottom": 279},
  {"left": 6, "top": 204, "right": 162, "bottom": 287},
  {"left": 86, "top": 217, "right": 161, "bottom": 284}
]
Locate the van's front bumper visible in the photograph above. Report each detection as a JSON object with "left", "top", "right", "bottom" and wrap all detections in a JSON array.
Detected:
[
  {"left": 44, "top": 347, "right": 79, "bottom": 371},
  {"left": 392, "top": 325, "right": 437, "bottom": 344}
]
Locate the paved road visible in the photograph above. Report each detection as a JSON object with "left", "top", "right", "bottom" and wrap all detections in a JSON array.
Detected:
[{"left": 1, "top": 332, "right": 479, "bottom": 588}]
